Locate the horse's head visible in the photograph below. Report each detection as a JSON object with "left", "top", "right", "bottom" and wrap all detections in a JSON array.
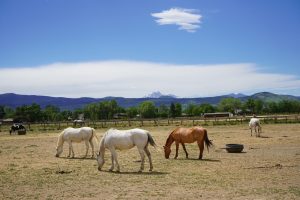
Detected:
[
  {"left": 55, "top": 146, "right": 63, "bottom": 157},
  {"left": 163, "top": 146, "right": 171, "bottom": 159},
  {"left": 96, "top": 153, "right": 105, "bottom": 171}
]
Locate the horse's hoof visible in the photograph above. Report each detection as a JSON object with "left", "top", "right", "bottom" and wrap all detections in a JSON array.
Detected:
[
  {"left": 149, "top": 169, "right": 153, "bottom": 172},
  {"left": 109, "top": 169, "right": 113, "bottom": 172}
]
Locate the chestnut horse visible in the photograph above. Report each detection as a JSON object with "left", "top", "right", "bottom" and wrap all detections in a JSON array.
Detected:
[{"left": 164, "top": 127, "right": 213, "bottom": 159}]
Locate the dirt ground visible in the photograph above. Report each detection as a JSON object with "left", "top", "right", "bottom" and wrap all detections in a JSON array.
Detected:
[{"left": 0, "top": 124, "right": 299, "bottom": 200}]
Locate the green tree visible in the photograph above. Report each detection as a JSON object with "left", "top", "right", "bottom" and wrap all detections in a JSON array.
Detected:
[
  {"left": 43, "top": 105, "right": 61, "bottom": 121},
  {"left": 84, "top": 103, "right": 99, "bottom": 121},
  {"left": 184, "top": 103, "right": 196, "bottom": 116},
  {"left": 0, "top": 106, "right": 5, "bottom": 119},
  {"left": 15, "top": 103, "right": 42, "bottom": 122},
  {"left": 218, "top": 98, "right": 242, "bottom": 114},
  {"left": 174, "top": 103, "right": 182, "bottom": 117},
  {"left": 60, "top": 110, "right": 73, "bottom": 121},
  {"left": 199, "top": 103, "right": 216, "bottom": 113},
  {"left": 245, "top": 98, "right": 255, "bottom": 113},
  {"left": 139, "top": 101, "right": 156, "bottom": 118},
  {"left": 126, "top": 107, "right": 138, "bottom": 118},
  {"left": 3, "top": 106, "right": 15, "bottom": 118},
  {"left": 157, "top": 104, "right": 169, "bottom": 118}
]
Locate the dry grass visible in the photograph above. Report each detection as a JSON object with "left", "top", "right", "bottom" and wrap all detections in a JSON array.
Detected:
[{"left": 0, "top": 124, "right": 299, "bottom": 199}]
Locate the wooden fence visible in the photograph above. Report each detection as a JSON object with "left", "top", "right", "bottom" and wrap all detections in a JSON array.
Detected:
[{"left": 0, "top": 114, "right": 299, "bottom": 133}]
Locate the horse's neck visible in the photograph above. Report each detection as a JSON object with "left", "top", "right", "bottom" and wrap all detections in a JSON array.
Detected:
[
  {"left": 57, "top": 133, "right": 65, "bottom": 147},
  {"left": 165, "top": 134, "right": 174, "bottom": 147},
  {"left": 98, "top": 136, "right": 106, "bottom": 157}
]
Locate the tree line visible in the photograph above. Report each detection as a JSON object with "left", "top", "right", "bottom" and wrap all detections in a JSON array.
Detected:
[{"left": 0, "top": 98, "right": 300, "bottom": 123}]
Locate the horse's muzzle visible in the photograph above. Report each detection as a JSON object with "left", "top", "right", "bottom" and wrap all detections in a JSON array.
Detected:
[
  {"left": 55, "top": 154, "right": 59, "bottom": 157},
  {"left": 98, "top": 167, "right": 102, "bottom": 171}
]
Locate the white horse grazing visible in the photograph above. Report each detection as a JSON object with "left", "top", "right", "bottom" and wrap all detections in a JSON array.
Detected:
[
  {"left": 96, "top": 128, "right": 157, "bottom": 172},
  {"left": 249, "top": 118, "right": 262, "bottom": 137},
  {"left": 56, "top": 127, "right": 98, "bottom": 158}
]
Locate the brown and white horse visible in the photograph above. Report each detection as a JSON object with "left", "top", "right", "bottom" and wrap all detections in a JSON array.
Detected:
[{"left": 164, "top": 126, "right": 213, "bottom": 160}]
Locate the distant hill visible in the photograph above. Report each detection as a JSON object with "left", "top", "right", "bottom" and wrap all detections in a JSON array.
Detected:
[
  {"left": 243, "top": 92, "right": 300, "bottom": 102},
  {"left": 0, "top": 92, "right": 299, "bottom": 110}
]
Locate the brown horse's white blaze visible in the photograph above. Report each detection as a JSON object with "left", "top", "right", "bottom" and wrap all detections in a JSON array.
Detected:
[{"left": 164, "top": 127, "right": 213, "bottom": 160}]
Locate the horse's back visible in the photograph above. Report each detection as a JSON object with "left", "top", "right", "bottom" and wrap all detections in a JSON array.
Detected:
[
  {"left": 63, "top": 127, "right": 93, "bottom": 142},
  {"left": 172, "top": 127, "right": 206, "bottom": 143},
  {"left": 104, "top": 128, "right": 148, "bottom": 150}
]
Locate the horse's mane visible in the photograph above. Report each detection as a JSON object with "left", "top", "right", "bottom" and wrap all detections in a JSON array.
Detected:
[
  {"left": 165, "top": 128, "right": 178, "bottom": 146},
  {"left": 56, "top": 131, "right": 64, "bottom": 147},
  {"left": 98, "top": 130, "right": 109, "bottom": 154}
]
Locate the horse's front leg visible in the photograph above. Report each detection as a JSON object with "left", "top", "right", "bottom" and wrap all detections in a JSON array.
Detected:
[
  {"left": 138, "top": 147, "right": 145, "bottom": 172},
  {"left": 174, "top": 142, "right": 179, "bottom": 159},
  {"left": 197, "top": 141, "right": 204, "bottom": 160},
  {"left": 109, "top": 147, "right": 120, "bottom": 172},
  {"left": 181, "top": 143, "right": 189, "bottom": 158},
  {"left": 67, "top": 141, "right": 72, "bottom": 157},
  {"left": 109, "top": 154, "right": 114, "bottom": 171},
  {"left": 70, "top": 141, "right": 75, "bottom": 158}
]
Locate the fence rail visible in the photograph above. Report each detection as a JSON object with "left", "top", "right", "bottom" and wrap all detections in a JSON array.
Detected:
[{"left": 0, "top": 114, "right": 299, "bottom": 132}]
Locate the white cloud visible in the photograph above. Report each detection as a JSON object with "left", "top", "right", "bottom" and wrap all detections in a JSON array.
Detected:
[
  {"left": 151, "top": 8, "right": 202, "bottom": 32},
  {"left": 0, "top": 60, "right": 300, "bottom": 98}
]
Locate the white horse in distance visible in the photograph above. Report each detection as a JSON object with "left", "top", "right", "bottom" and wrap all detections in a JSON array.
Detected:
[
  {"left": 96, "top": 128, "right": 157, "bottom": 172},
  {"left": 56, "top": 127, "right": 98, "bottom": 158},
  {"left": 249, "top": 118, "right": 262, "bottom": 137}
]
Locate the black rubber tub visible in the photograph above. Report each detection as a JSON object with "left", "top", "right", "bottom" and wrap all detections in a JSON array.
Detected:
[
  {"left": 18, "top": 130, "right": 27, "bottom": 135},
  {"left": 225, "top": 144, "right": 244, "bottom": 153}
]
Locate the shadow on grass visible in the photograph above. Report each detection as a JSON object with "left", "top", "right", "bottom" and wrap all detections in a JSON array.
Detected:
[
  {"left": 57, "top": 156, "right": 96, "bottom": 160},
  {"left": 170, "top": 158, "right": 221, "bottom": 162},
  {"left": 100, "top": 170, "right": 169, "bottom": 175},
  {"left": 258, "top": 136, "right": 272, "bottom": 138}
]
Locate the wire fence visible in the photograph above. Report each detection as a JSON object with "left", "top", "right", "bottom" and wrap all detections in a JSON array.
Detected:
[{"left": 0, "top": 114, "right": 299, "bottom": 133}]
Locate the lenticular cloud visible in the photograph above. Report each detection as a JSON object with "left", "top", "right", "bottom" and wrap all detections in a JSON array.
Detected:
[{"left": 151, "top": 8, "right": 202, "bottom": 32}]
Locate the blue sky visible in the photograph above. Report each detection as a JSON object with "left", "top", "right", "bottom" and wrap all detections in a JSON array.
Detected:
[{"left": 0, "top": 0, "right": 299, "bottom": 98}]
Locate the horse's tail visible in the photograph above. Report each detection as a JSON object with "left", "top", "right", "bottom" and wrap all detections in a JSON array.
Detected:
[
  {"left": 147, "top": 132, "right": 157, "bottom": 148},
  {"left": 203, "top": 128, "right": 213, "bottom": 152}
]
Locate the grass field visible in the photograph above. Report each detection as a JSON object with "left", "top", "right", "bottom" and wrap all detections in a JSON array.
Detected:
[{"left": 0, "top": 124, "right": 299, "bottom": 199}]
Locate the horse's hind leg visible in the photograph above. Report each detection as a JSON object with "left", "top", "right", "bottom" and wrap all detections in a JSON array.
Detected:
[
  {"left": 84, "top": 140, "right": 89, "bottom": 158},
  {"left": 174, "top": 142, "right": 179, "bottom": 159},
  {"left": 89, "top": 140, "right": 94, "bottom": 158},
  {"left": 197, "top": 141, "right": 204, "bottom": 160},
  {"left": 137, "top": 147, "right": 145, "bottom": 172},
  {"left": 181, "top": 143, "right": 189, "bottom": 158},
  {"left": 144, "top": 146, "right": 153, "bottom": 171}
]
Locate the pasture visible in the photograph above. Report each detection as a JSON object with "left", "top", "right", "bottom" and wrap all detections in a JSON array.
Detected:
[{"left": 0, "top": 124, "right": 299, "bottom": 199}]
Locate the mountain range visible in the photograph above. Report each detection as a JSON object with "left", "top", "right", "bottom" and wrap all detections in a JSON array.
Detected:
[{"left": 0, "top": 92, "right": 299, "bottom": 110}]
